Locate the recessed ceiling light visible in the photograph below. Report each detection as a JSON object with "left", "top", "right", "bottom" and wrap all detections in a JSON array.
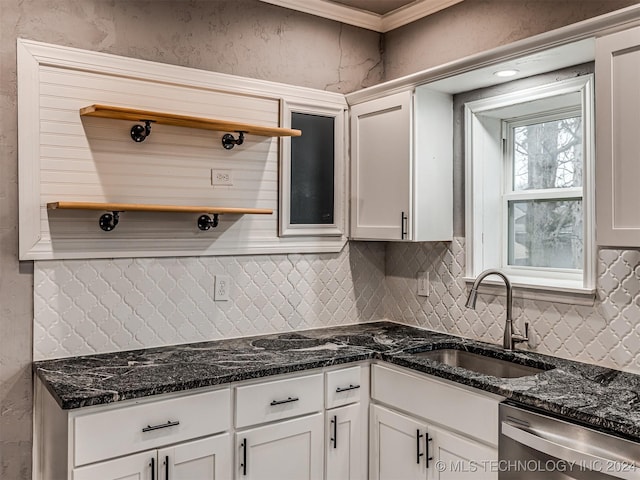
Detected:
[{"left": 494, "top": 69, "right": 519, "bottom": 78}]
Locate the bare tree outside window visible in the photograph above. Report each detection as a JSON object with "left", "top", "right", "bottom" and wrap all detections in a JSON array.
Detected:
[{"left": 508, "top": 115, "right": 583, "bottom": 269}]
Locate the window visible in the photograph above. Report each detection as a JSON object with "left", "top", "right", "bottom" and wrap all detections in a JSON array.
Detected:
[
  {"left": 465, "top": 75, "right": 595, "bottom": 293},
  {"left": 279, "top": 101, "right": 345, "bottom": 237}
]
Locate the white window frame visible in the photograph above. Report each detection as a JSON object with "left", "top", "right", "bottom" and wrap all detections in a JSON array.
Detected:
[
  {"left": 279, "top": 100, "right": 345, "bottom": 237},
  {"left": 464, "top": 75, "right": 595, "bottom": 296}
]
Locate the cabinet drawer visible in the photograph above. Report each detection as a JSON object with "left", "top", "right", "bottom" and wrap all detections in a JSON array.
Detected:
[
  {"left": 371, "top": 364, "right": 501, "bottom": 446},
  {"left": 73, "top": 388, "right": 230, "bottom": 467},
  {"left": 236, "top": 373, "right": 323, "bottom": 429},
  {"left": 326, "top": 366, "right": 364, "bottom": 409}
]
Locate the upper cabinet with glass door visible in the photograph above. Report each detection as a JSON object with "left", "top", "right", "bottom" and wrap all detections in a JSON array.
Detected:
[{"left": 280, "top": 101, "right": 346, "bottom": 237}]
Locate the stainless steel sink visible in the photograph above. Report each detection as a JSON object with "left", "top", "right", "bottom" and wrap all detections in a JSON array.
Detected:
[{"left": 415, "top": 349, "right": 549, "bottom": 378}]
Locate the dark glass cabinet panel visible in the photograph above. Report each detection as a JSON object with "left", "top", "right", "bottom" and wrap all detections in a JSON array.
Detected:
[{"left": 290, "top": 113, "right": 335, "bottom": 225}]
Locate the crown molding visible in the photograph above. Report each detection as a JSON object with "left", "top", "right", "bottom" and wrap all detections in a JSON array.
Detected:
[
  {"left": 259, "top": 0, "right": 381, "bottom": 31},
  {"left": 381, "top": 0, "right": 463, "bottom": 32},
  {"left": 258, "top": 0, "right": 464, "bottom": 32}
]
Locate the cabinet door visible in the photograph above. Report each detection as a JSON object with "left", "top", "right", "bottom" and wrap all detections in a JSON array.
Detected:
[
  {"left": 428, "top": 425, "right": 497, "bottom": 480},
  {"left": 280, "top": 101, "right": 345, "bottom": 237},
  {"left": 326, "top": 403, "right": 367, "bottom": 480},
  {"left": 158, "top": 433, "right": 231, "bottom": 480},
  {"left": 370, "top": 404, "right": 427, "bottom": 480},
  {"left": 350, "top": 91, "right": 412, "bottom": 240},
  {"left": 236, "top": 413, "right": 324, "bottom": 480},
  {"left": 72, "top": 450, "right": 154, "bottom": 480},
  {"left": 596, "top": 25, "right": 640, "bottom": 246}
]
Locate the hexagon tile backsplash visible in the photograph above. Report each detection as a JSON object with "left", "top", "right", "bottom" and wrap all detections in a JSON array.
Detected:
[
  {"left": 33, "top": 242, "right": 387, "bottom": 360},
  {"left": 385, "top": 238, "right": 640, "bottom": 375},
  {"left": 34, "top": 238, "right": 640, "bottom": 375}
]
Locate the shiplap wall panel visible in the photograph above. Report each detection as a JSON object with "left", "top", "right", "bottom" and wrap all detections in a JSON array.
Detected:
[{"left": 19, "top": 40, "right": 347, "bottom": 259}]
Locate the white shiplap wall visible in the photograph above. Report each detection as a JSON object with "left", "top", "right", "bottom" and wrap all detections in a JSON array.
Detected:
[{"left": 18, "top": 39, "right": 347, "bottom": 260}]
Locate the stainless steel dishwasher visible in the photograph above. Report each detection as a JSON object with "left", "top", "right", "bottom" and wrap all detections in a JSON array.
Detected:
[{"left": 499, "top": 402, "right": 640, "bottom": 480}]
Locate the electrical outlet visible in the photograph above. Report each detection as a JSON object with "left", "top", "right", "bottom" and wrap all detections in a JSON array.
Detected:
[
  {"left": 417, "top": 271, "right": 430, "bottom": 297},
  {"left": 214, "top": 275, "right": 230, "bottom": 301},
  {"left": 211, "top": 169, "right": 233, "bottom": 186}
]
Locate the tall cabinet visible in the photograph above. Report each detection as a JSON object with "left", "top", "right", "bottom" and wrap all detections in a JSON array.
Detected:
[
  {"left": 596, "top": 25, "right": 640, "bottom": 247},
  {"left": 349, "top": 87, "right": 453, "bottom": 242}
]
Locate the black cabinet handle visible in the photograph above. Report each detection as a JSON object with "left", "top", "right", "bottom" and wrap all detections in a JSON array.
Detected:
[
  {"left": 142, "top": 420, "right": 180, "bottom": 433},
  {"left": 150, "top": 457, "right": 155, "bottom": 480},
  {"left": 240, "top": 438, "right": 247, "bottom": 476},
  {"left": 401, "top": 211, "right": 408, "bottom": 239},
  {"left": 165, "top": 455, "right": 169, "bottom": 480},
  {"left": 270, "top": 396, "right": 299, "bottom": 406},
  {"left": 335, "top": 384, "right": 361, "bottom": 393},
  {"left": 330, "top": 415, "right": 338, "bottom": 449},
  {"left": 426, "top": 433, "right": 433, "bottom": 468},
  {"left": 416, "top": 429, "right": 424, "bottom": 464}
]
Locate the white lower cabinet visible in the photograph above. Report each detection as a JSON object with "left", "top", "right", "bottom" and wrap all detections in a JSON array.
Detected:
[
  {"left": 325, "top": 403, "right": 367, "bottom": 480},
  {"left": 370, "top": 364, "right": 501, "bottom": 480},
  {"left": 428, "top": 424, "right": 497, "bottom": 480},
  {"left": 370, "top": 405, "right": 497, "bottom": 480},
  {"left": 73, "top": 433, "right": 231, "bottom": 480},
  {"left": 72, "top": 450, "right": 152, "bottom": 480},
  {"left": 36, "top": 362, "right": 501, "bottom": 480},
  {"left": 371, "top": 404, "right": 426, "bottom": 480},
  {"left": 159, "top": 434, "right": 231, "bottom": 480},
  {"left": 235, "top": 413, "right": 324, "bottom": 480}
]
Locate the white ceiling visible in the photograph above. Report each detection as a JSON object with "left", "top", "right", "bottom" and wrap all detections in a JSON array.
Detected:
[
  {"left": 258, "top": 0, "right": 464, "bottom": 32},
  {"left": 330, "top": 0, "right": 417, "bottom": 15}
]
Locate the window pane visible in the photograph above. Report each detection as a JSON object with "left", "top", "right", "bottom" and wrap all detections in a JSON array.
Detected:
[
  {"left": 290, "top": 113, "right": 335, "bottom": 225},
  {"left": 512, "top": 116, "right": 582, "bottom": 191},
  {"left": 508, "top": 199, "right": 583, "bottom": 269}
]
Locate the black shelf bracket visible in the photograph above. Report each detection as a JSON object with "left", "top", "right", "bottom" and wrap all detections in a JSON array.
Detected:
[
  {"left": 130, "top": 120, "right": 155, "bottom": 142},
  {"left": 95, "top": 211, "right": 221, "bottom": 232},
  {"left": 221, "top": 131, "right": 245, "bottom": 150},
  {"left": 99, "top": 212, "right": 120, "bottom": 231},
  {"left": 197, "top": 214, "right": 220, "bottom": 230}
]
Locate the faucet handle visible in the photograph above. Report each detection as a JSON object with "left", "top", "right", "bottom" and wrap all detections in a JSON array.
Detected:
[{"left": 512, "top": 322, "right": 529, "bottom": 345}]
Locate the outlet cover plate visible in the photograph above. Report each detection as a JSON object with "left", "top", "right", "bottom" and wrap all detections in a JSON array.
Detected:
[
  {"left": 214, "top": 275, "right": 230, "bottom": 301},
  {"left": 417, "top": 271, "right": 429, "bottom": 297},
  {"left": 211, "top": 169, "right": 233, "bottom": 186}
]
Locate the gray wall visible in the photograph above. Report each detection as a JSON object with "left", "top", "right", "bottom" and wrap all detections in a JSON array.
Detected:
[
  {"left": 383, "top": 0, "right": 640, "bottom": 81},
  {"left": 1, "top": 1, "right": 637, "bottom": 478}
]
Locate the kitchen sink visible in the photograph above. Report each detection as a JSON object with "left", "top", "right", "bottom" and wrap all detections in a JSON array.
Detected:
[{"left": 414, "top": 348, "right": 551, "bottom": 378}]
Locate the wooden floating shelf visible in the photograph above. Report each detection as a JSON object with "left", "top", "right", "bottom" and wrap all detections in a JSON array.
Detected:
[
  {"left": 47, "top": 202, "right": 273, "bottom": 232},
  {"left": 47, "top": 202, "right": 273, "bottom": 215},
  {"left": 80, "top": 104, "right": 302, "bottom": 138}
]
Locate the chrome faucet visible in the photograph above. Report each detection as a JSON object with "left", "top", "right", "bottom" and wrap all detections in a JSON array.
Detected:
[{"left": 465, "top": 269, "right": 528, "bottom": 350}]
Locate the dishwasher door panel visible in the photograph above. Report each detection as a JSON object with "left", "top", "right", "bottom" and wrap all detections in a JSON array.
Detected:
[{"left": 498, "top": 403, "right": 640, "bottom": 480}]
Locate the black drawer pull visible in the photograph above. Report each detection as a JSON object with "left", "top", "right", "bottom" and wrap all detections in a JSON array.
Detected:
[
  {"left": 270, "top": 396, "right": 299, "bottom": 406},
  {"left": 426, "top": 433, "right": 433, "bottom": 468},
  {"left": 142, "top": 420, "right": 180, "bottom": 433},
  {"left": 335, "top": 384, "right": 361, "bottom": 393},
  {"left": 416, "top": 429, "right": 424, "bottom": 464},
  {"left": 150, "top": 457, "right": 155, "bottom": 480},
  {"left": 330, "top": 415, "right": 338, "bottom": 449},
  {"left": 240, "top": 438, "right": 247, "bottom": 476}
]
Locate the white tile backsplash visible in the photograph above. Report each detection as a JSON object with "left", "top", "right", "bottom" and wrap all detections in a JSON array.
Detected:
[
  {"left": 34, "top": 237, "right": 640, "bottom": 375},
  {"left": 385, "top": 238, "right": 640, "bottom": 375},
  {"left": 34, "top": 242, "right": 387, "bottom": 360}
]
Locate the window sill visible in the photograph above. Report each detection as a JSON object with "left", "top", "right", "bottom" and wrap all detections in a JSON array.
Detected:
[{"left": 462, "top": 276, "right": 596, "bottom": 306}]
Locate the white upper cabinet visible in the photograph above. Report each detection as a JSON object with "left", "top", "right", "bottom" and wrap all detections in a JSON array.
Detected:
[
  {"left": 350, "top": 87, "right": 453, "bottom": 241},
  {"left": 596, "top": 26, "right": 640, "bottom": 247}
]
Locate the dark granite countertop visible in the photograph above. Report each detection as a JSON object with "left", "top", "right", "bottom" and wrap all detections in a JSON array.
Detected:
[{"left": 33, "top": 321, "right": 640, "bottom": 442}]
